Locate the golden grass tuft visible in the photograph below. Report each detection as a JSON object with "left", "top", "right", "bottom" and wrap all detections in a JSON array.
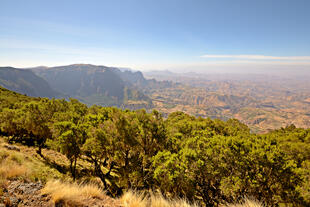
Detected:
[
  {"left": 120, "top": 190, "right": 198, "bottom": 207},
  {"left": 120, "top": 190, "right": 148, "bottom": 207},
  {"left": 149, "top": 193, "right": 171, "bottom": 207},
  {"left": 0, "top": 164, "right": 28, "bottom": 179},
  {"left": 223, "top": 198, "right": 263, "bottom": 207},
  {"left": 120, "top": 191, "right": 264, "bottom": 207},
  {"left": 150, "top": 193, "right": 198, "bottom": 207},
  {"left": 41, "top": 180, "right": 106, "bottom": 206}
]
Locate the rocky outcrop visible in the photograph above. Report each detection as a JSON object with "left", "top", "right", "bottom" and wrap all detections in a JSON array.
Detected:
[{"left": 0, "top": 180, "right": 52, "bottom": 207}]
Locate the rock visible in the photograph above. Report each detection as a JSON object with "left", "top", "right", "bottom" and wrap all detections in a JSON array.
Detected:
[
  {"left": 9, "top": 196, "right": 20, "bottom": 206},
  {"left": 0, "top": 180, "right": 51, "bottom": 207},
  {"left": 3, "top": 144, "right": 20, "bottom": 151}
]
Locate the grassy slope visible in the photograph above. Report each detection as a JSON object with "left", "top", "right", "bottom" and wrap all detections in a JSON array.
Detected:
[{"left": 0, "top": 137, "right": 66, "bottom": 184}]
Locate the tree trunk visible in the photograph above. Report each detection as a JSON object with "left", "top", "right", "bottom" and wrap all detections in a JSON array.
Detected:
[
  {"left": 73, "top": 157, "right": 77, "bottom": 181},
  {"left": 37, "top": 145, "right": 43, "bottom": 157},
  {"left": 94, "top": 161, "right": 108, "bottom": 189},
  {"left": 124, "top": 150, "right": 131, "bottom": 188},
  {"left": 69, "top": 159, "right": 73, "bottom": 177},
  {"left": 36, "top": 137, "right": 45, "bottom": 158}
]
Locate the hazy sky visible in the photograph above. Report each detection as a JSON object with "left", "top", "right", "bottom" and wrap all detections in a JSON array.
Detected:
[{"left": 1, "top": 0, "right": 310, "bottom": 72}]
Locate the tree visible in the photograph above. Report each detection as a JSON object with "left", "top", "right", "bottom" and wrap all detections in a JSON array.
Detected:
[
  {"left": 20, "top": 99, "right": 54, "bottom": 155},
  {"left": 0, "top": 108, "right": 25, "bottom": 140},
  {"left": 82, "top": 110, "right": 130, "bottom": 196},
  {"left": 132, "top": 109, "right": 166, "bottom": 189},
  {"left": 52, "top": 121, "right": 85, "bottom": 180}
]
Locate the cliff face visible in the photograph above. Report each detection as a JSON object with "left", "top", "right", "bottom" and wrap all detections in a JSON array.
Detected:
[
  {"left": 33, "top": 65, "right": 126, "bottom": 100},
  {"left": 31, "top": 64, "right": 153, "bottom": 108}
]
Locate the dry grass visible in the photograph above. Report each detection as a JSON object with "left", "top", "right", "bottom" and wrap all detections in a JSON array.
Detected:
[
  {"left": 0, "top": 148, "right": 29, "bottom": 180},
  {"left": 0, "top": 139, "right": 66, "bottom": 182},
  {"left": 0, "top": 164, "right": 28, "bottom": 179},
  {"left": 120, "top": 190, "right": 198, "bottom": 207},
  {"left": 41, "top": 180, "right": 106, "bottom": 206},
  {"left": 150, "top": 193, "right": 198, "bottom": 207},
  {"left": 120, "top": 190, "right": 148, "bottom": 207},
  {"left": 120, "top": 191, "right": 264, "bottom": 207},
  {"left": 222, "top": 198, "right": 263, "bottom": 207}
]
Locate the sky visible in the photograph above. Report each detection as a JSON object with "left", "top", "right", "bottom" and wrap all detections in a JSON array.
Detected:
[{"left": 1, "top": 0, "right": 310, "bottom": 73}]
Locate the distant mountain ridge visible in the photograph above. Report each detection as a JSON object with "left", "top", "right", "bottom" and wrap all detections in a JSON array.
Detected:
[
  {"left": 0, "top": 64, "right": 154, "bottom": 109},
  {"left": 30, "top": 64, "right": 153, "bottom": 108},
  {"left": 32, "top": 64, "right": 126, "bottom": 99},
  {"left": 0, "top": 67, "right": 60, "bottom": 98}
]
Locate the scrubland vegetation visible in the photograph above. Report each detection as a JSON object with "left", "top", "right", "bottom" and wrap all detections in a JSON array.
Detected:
[{"left": 0, "top": 86, "right": 309, "bottom": 206}]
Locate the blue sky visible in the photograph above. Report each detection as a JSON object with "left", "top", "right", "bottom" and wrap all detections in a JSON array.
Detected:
[{"left": 1, "top": 0, "right": 310, "bottom": 72}]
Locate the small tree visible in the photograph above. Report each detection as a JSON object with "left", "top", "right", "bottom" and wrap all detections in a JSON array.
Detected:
[
  {"left": 52, "top": 121, "right": 85, "bottom": 180},
  {"left": 0, "top": 108, "right": 25, "bottom": 140},
  {"left": 20, "top": 100, "right": 54, "bottom": 155}
]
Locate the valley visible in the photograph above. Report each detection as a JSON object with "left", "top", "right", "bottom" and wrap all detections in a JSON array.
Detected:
[{"left": 145, "top": 72, "right": 310, "bottom": 133}]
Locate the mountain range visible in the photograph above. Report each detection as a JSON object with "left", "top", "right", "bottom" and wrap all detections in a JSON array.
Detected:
[{"left": 0, "top": 64, "right": 153, "bottom": 109}]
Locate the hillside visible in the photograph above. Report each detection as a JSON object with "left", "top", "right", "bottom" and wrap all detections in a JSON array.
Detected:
[
  {"left": 0, "top": 138, "right": 264, "bottom": 207},
  {"left": 0, "top": 87, "right": 309, "bottom": 206},
  {"left": 0, "top": 67, "right": 60, "bottom": 98}
]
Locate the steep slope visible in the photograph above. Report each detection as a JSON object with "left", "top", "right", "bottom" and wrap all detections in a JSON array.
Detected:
[
  {"left": 31, "top": 64, "right": 152, "bottom": 108},
  {"left": 0, "top": 67, "right": 60, "bottom": 98},
  {"left": 33, "top": 65, "right": 125, "bottom": 100}
]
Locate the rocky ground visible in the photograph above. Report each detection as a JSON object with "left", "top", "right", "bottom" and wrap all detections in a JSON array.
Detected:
[{"left": 0, "top": 180, "right": 52, "bottom": 207}]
